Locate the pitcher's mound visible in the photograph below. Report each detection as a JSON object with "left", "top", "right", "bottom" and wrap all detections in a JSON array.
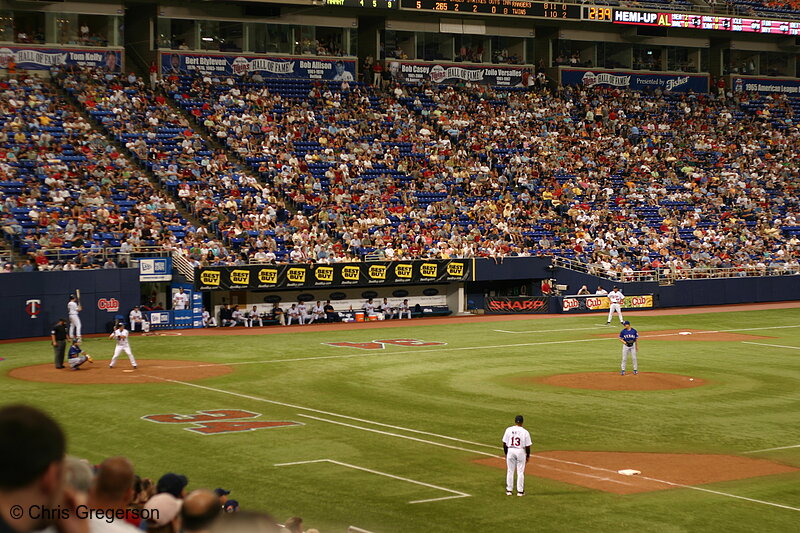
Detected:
[
  {"left": 531, "top": 372, "right": 706, "bottom": 391},
  {"left": 9, "top": 360, "right": 231, "bottom": 384}
]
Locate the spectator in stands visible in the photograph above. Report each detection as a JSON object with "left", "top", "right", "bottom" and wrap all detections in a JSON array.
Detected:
[
  {"left": 0, "top": 405, "right": 87, "bottom": 533},
  {"left": 181, "top": 489, "right": 221, "bottom": 533},
  {"left": 156, "top": 473, "right": 188, "bottom": 499},
  {"left": 144, "top": 493, "right": 182, "bottom": 533},
  {"left": 283, "top": 516, "right": 304, "bottom": 533},
  {"left": 89, "top": 456, "right": 139, "bottom": 532},
  {"left": 208, "top": 511, "right": 281, "bottom": 532}
]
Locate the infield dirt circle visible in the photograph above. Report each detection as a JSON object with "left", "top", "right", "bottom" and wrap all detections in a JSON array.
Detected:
[
  {"left": 8, "top": 360, "right": 232, "bottom": 384},
  {"left": 528, "top": 372, "right": 707, "bottom": 391}
]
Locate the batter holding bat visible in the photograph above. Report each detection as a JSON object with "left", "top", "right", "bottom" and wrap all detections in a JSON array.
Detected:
[
  {"left": 67, "top": 292, "right": 82, "bottom": 341},
  {"left": 619, "top": 320, "right": 638, "bottom": 376}
]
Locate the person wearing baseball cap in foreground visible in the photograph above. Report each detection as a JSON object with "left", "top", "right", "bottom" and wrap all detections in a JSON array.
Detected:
[
  {"left": 156, "top": 473, "right": 188, "bottom": 499},
  {"left": 502, "top": 415, "right": 532, "bottom": 496},
  {"left": 619, "top": 320, "right": 639, "bottom": 376},
  {"left": 144, "top": 493, "right": 182, "bottom": 533}
]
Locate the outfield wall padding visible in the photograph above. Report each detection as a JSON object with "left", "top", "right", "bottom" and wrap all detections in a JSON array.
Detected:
[{"left": 0, "top": 269, "right": 140, "bottom": 340}]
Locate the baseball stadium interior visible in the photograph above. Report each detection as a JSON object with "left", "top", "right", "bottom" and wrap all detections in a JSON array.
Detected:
[{"left": 1, "top": 0, "right": 800, "bottom": 530}]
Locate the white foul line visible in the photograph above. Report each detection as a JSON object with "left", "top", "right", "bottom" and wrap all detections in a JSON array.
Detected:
[
  {"left": 300, "top": 414, "right": 800, "bottom": 513},
  {"left": 273, "top": 458, "right": 470, "bottom": 504},
  {"left": 151, "top": 323, "right": 800, "bottom": 370},
  {"left": 494, "top": 326, "right": 610, "bottom": 334},
  {"left": 537, "top": 463, "right": 634, "bottom": 486},
  {"left": 742, "top": 342, "right": 800, "bottom": 351},
  {"left": 743, "top": 444, "right": 800, "bottom": 454}
]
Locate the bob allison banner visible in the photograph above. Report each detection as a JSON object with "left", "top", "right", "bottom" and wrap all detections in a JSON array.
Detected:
[
  {"left": 161, "top": 52, "right": 356, "bottom": 81},
  {"left": 195, "top": 260, "right": 473, "bottom": 291}
]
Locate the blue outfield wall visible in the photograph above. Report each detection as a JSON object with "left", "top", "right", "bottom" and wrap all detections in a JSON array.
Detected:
[
  {"left": 0, "top": 269, "right": 140, "bottom": 340},
  {"left": 472, "top": 258, "right": 800, "bottom": 309}
]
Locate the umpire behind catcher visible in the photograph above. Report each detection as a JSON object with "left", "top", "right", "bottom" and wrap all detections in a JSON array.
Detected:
[
  {"left": 50, "top": 318, "right": 68, "bottom": 369},
  {"left": 619, "top": 320, "right": 638, "bottom": 376}
]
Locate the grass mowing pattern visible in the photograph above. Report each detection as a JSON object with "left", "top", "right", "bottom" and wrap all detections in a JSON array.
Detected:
[{"left": 2, "top": 308, "right": 799, "bottom": 532}]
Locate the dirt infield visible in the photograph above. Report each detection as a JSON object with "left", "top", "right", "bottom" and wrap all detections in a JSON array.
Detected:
[
  {"left": 8, "top": 360, "right": 231, "bottom": 384},
  {"left": 474, "top": 451, "right": 798, "bottom": 494},
  {"left": 594, "top": 329, "right": 774, "bottom": 342},
  {"left": 529, "top": 372, "right": 707, "bottom": 391}
]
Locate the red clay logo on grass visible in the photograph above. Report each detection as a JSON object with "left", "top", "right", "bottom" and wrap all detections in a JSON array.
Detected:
[
  {"left": 142, "top": 409, "right": 300, "bottom": 435},
  {"left": 324, "top": 339, "right": 447, "bottom": 350}
]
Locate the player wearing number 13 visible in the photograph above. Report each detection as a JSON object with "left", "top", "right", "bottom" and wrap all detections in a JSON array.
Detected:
[
  {"left": 619, "top": 320, "right": 638, "bottom": 376},
  {"left": 502, "top": 415, "right": 532, "bottom": 496}
]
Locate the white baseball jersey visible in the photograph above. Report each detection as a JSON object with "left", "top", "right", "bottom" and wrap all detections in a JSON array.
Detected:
[
  {"left": 503, "top": 425, "right": 532, "bottom": 450},
  {"left": 112, "top": 329, "right": 130, "bottom": 347},
  {"left": 68, "top": 301, "right": 79, "bottom": 316},
  {"left": 288, "top": 306, "right": 299, "bottom": 317},
  {"left": 400, "top": 301, "right": 410, "bottom": 312},
  {"left": 608, "top": 290, "right": 624, "bottom": 304},
  {"left": 364, "top": 301, "right": 375, "bottom": 314},
  {"left": 297, "top": 303, "right": 307, "bottom": 315},
  {"left": 129, "top": 309, "right": 142, "bottom": 323},
  {"left": 312, "top": 305, "right": 325, "bottom": 316},
  {"left": 173, "top": 292, "right": 189, "bottom": 310}
]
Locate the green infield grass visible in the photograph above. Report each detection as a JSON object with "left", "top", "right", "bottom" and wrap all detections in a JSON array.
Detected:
[{"left": 1, "top": 307, "right": 799, "bottom": 532}]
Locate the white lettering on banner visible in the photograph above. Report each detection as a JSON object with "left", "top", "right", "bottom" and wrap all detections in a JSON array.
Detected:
[
  {"left": 665, "top": 76, "right": 689, "bottom": 91},
  {"left": 250, "top": 58, "right": 296, "bottom": 74},
  {"left": 430, "top": 65, "right": 485, "bottom": 83},
  {"left": 0, "top": 48, "right": 69, "bottom": 66},
  {"left": 581, "top": 71, "right": 631, "bottom": 87},
  {"left": 614, "top": 11, "right": 658, "bottom": 24}
]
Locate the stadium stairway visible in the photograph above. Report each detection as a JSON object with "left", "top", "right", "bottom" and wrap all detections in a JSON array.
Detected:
[{"left": 53, "top": 81, "right": 207, "bottom": 233}]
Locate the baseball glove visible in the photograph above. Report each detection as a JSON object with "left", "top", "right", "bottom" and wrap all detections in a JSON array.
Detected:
[{"left": 625, "top": 341, "right": 635, "bottom": 347}]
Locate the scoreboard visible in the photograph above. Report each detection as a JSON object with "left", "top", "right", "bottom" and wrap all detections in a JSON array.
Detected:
[
  {"left": 400, "top": 0, "right": 581, "bottom": 19},
  {"left": 328, "top": 0, "right": 800, "bottom": 37}
]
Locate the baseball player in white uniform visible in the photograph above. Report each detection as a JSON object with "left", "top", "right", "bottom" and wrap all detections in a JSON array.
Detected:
[
  {"left": 245, "top": 305, "right": 263, "bottom": 327},
  {"left": 309, "top": 301, "right": 325, "bottom": 324},
  {"left": 397, "top": 299, "right": 411, "bottom": 320},
  {"left": 296, "top": 301, "right": 308, "bottom": 325},
  {"left": 286, "top": 304, "right": 300, "bottom": 326},
  {"left": 363, "top": 298, "right": 376, "bottom": 318},
  {"left": 172, "top": 288, "right": 189, "bottom": 310},
  {"left": 606, "top": 287, "right": 625, "bottom": 325},
  {"left": 502, "top": 415, "right": 532, "bottom": 496},
  {"left": 109, "top": 322, "right": 137, "bottom": 369},
  {"left": 67, "top": 294, "right": 82, "bottom": 341},
  {"left": 129, "top": 306, "right": 149, "bottom": 333}
]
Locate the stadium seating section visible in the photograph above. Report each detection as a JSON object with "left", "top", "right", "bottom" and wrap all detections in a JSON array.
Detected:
[{"left": 1, "top": 69, "right": 798, "bottom": 278}]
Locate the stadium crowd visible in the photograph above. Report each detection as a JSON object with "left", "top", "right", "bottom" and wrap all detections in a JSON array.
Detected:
[
  {"left": 0, "top": 76, "right": 194, "bottom": 271},
  {"left": 160, "top": 70, "right": 800, "bottom": 278},
  {"left": 0, "top": 404, "right": 318, "bottom": 533},
  {"left": 0, "top": 66, "right": 798, "bottom": 279}
]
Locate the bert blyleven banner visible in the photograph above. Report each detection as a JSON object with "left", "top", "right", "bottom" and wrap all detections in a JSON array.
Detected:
[
  {"left": 195, "top": 259, "right": 473, "bottom": 291},
  {"left": 161, "top": 52, "right": 356, "bottom": 81}
]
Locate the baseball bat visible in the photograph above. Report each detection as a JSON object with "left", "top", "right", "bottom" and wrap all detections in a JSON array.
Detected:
[{"left": 75, "top": 288, "right": 82, "bottom": 310}]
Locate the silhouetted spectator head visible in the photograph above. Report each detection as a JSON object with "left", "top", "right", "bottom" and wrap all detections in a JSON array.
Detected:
[
  {"left": 181, "top": 489, "right": 221, "bottom": 532},
  {"left": 0, "top": 404, "right": 67, "bottom": 531},
  {"left": 90, "top": 456, "right": 135, "bottom": 510},
  {"left": 156, "top": 472, "right": 188, "bottom": 498}
]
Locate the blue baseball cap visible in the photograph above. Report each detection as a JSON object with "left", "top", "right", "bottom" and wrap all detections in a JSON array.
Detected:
[{"left": 623, "top": 321, "right": 631, "bottom": 325}]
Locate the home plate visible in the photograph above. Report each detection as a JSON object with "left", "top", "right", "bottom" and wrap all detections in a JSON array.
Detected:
[
  {"left": 123, "top": 370, "right": 134, "bottom": 373},
  {"left": 617, "top": 469, "right": 641, "bottom": 476},
  {"left": 678, "top": 332, "right": 692, "bottom": 335}
]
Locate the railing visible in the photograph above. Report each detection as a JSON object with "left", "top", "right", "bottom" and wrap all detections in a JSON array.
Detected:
[
  {"left": 551, "top": 256, "right": 800, "bottom": 283},
  {"left": 171, "top": 250, "right": 195, "bottom": 283},
  {"left": 33, "top": 246, "right": 172, "bottom": 266}
]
